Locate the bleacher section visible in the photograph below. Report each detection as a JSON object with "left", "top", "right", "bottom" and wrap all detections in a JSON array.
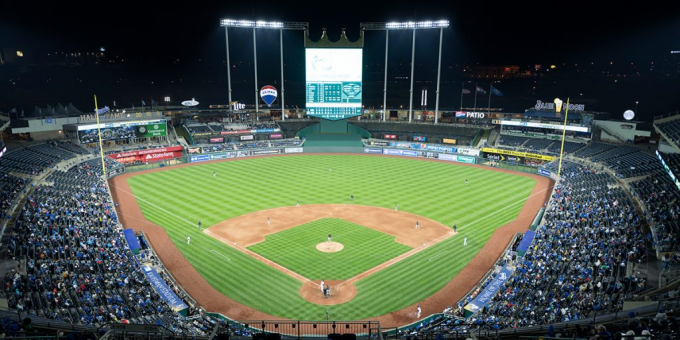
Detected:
[
  {"left": 546, "top": 141, "right": 586, "bottom": 155},
  {"left": 524, "top": 137, "right": 554, "bottom": 151},
  {"left": 497, "top": 135, "right": 528, "bottom": 147},
  {"left": 630, "top": 173, "right": 680, "bottom": 254},
  {"left": 463, "top": 161, "right": 647, "bottom": 328},
  {"left": 573, "top": 142, "right": 616, "bottom": 158},
  {"left": 3, "top": 157, "right": 221, "bottom": 336},
  {"left": 656, "top": 119, "right": 680, "bottom": 147},
  {"left": 0, "top": 141, "right": 86, "bottom": 175}
]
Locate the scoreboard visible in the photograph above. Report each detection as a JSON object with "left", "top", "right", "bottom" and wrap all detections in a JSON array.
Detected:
[{"left": 305, "top": 48, "right": 362, "bottom": 120}]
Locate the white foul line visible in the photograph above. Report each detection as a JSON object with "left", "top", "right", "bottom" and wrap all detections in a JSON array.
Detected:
[
  {"left": 428, "top": 251, "right": 449, "bottom": 261},
  {"left": 209, "top": 249, "right": 231, "bottom": 262}
]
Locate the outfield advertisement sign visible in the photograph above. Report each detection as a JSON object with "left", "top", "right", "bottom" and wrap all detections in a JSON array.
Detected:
[
  {"left": 141, "top": 264, "right": 188, "bottom": 311},
  {"left": 464, "top": 264, "right": 514, "bottom": 315},
  {"left": 285, "top": 147, "right": 304, "bottom": 153},
  {"left": 482, "top": 147, "right": 556, "bottom": 161},
  {"left": 364, "top": 148, "right": 383, "bottom": 154},
  {"left": 538, "top": 168, "right": 552, "bottom": 177},
  {"left": 438, "top": 154, "right": 476, "bottom": 164},
  {"left": 457, "top": 148, "right": 480, "bottom": 156},
  {"left": 78, "top": 120, "right": 167, "bottom": 143},
  {"left": 107, "top": 146, "right": 183, "bottom": 164},
  {"left": 252, "top": 149, "right": 283, "bottom": 155},
  {"left": 369, "top": 141, "right": 389, "bottom": 147},
  {"left": 190, "top": 154, "right": 211, "bottom": 163},
  {"left": 221, "top": 128, "right": 281, "bottom": 135},
  {"left": 383, "top": 149, "right": 418, "bottom": 157},
  {"left": 389, "top": 142, "right": 456, "bottom": 153}
]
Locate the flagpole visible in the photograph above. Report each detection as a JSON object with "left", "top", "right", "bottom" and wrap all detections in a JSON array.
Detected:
[
  {"left": 94, "top": 95, "right": 107, "bottom": 178},
  {"left": 557, "top": 98, "right": 570, "bottom": 177},
  {"left": 473, "top": 82, "right": 478, "bottom": 112},
  {"left": 487, "top": 82, "right": 492, "bottom": 114},
  {"left": 459, "top": 81, "right": 464, "bottom": 110}
]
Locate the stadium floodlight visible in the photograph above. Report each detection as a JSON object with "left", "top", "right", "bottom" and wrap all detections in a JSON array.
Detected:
[
  {"left": 221, "top": 19, "right": 308, "bottom": 118},
  {"left": 361, "top": 21, "right": 449, "bottom": 30},
  {"left": 220, "top": 19, "right": 308, "bottom": 30},
  {"left": 361, "top": 20, "right": 449, "bottom": 123}
]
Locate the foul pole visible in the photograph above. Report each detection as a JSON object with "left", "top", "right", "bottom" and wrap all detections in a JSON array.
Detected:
[
  {"left": 93, "top": 95, "right": 107, "bottom": 178},
  {"left": 557, "top": 98, "right": 570, "bottom": 177}
]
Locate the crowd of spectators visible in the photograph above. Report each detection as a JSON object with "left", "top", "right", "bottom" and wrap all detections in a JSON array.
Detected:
[
  {"left": 0, "top": 173, "right": 28, "bottom": 222},
  {"left": 630, "top": 173, "right": 680, "bottom": 254},
  {"left": 460, "top": 162, "right": 648, "bottom": 329},
  {"left": 1, "top": 150, "right": 221, "bottom": 336},
  {"left": 0, "top": 141, "right": 86, "bottom": 175}
]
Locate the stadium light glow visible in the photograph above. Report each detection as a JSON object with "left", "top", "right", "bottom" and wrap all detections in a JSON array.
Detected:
[
  {"left": 361, "top": 21, "right": 449, "bottom": 30},
  {"left": 220, "top": 19, "right": 307, "bottom": 30}
]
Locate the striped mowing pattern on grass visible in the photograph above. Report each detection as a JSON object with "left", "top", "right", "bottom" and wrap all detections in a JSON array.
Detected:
[
  {"left": 125, "top": 155, "right": 536, "bottom": 320},
  {"left": 248, "top": 218, "right": 412, "bottom": 280}
]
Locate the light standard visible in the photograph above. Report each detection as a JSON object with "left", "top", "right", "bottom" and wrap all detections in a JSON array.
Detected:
[
  {"left": 635, "top": 101, "right": 639, "bottom": 114},
  {"left": 361, "top": 20, "right": 449, "bottom": 123},
  {"left": 220, "top": 19, "right": 308, "bottom": 118}
]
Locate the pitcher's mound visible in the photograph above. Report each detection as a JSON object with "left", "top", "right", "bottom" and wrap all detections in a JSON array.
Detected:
[{"left": 316, "top": 242, "right": 344, "bottom": 253}]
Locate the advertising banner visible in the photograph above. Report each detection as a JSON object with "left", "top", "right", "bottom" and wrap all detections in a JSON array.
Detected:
[
  {"left": 141, "top": 264, "right": 188, "bottom": 311},
  {"left": 210, "top": 137, "right": 224, "bottom": 143},
  {"left": 389, "top": 142, "right": 456, "bottom": 153},
  {"left": 413, "top": 135, "right": 427, "bottom": 142},
  {"left": 285, "top": 147, "right": 304, "bottom": 153},
  {"left": 364, "top": 148, "right": 383, "bottom": 154},
  {"left": 482, "top": 147, "right": 556, "bottom": 161},
  {"left": 106, "top": 146, "right": 183, "bottom": 164},
  {"left": 78, "top": 121, "right": 167, "bottom": 143},
  {"left": 383, "top": 134, "right": 397, "bottom": 140},
  {"left": 442, "top": 138, "right": 457, "bottom": 144},
  {"left": 123, "top": 229, "right": 141, "bottom": 255},
  {"left": 383, "top": 149, "right": 418, "bottom": 157},
  {"left": 499, "top": 120, "right": 590, "bottom": 133},
  {"left": 188, "top": 148, "right": 201, "bottom": 154},
  {"left": 438, "top": 154, "right": 476, "bottom": 164},
  {"left": 252, "top": 149, "right": 282, "bottom": 155},
  {"left": 221, "top": 129, "right": 252, "bottom": 135},
  {"left": 269, "top": 133, "right": 283, "bottom": 139},
  {"left": 190, "top": 154, "right": 211, "bottom": 163},
  {"left": 538, "top": 168, "right": 552, "bottom": 178},
  {"left": 240, "top": 135, "right": 254, "bottom": 141},
  {"left": 464, "top": 265, "right": 514, "bottom": 315},
  {"left": 457, "top": 148, "right": 481, "bottom": 156},
  {"left": 370, "top": 141, "right": 389, "bottom": 146}
]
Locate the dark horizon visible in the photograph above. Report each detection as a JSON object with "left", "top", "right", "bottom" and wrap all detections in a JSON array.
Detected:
[{"left": 1, "top": 1, "right": 679, "bottom": 121}]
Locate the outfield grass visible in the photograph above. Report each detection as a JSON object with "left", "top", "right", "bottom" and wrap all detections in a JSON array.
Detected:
[
  {"left": 248, "top": 218, "right": 412, "bottom": 280},
  {"left": 126, "top": 155, "right": 536, "bottom": 320}
]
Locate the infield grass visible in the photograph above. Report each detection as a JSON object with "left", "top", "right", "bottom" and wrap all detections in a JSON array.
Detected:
[
  {"left": 248, "top": 218, "right": 412, "bottom": 280},
  {"left": 125, "top": 155, "right": 537, "bottom": 320}
]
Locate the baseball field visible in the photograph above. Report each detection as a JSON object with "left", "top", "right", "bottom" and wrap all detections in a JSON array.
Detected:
[{"left": 110, "top": 154, "right": 550, "bottom": 324}]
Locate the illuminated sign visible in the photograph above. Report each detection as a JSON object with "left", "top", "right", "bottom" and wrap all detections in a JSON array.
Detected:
[
  {"left": 534, "top": 100, "right": 585, "bottom": 112},
  {"left": 482, "top": 147, "right": 556, "bottom": 161},
  {"left": 442, "top": 138, "right": 457, "bottom": 144},
  {"left": 182, "top": 98, "right": 199, "bottom": 107},
  {"left": 305, "top": 48, "right": 362, "bottom": 120},
  {"left": 499, "top": 120, "right": 590, "bottom": 133},
  {"left": 240, "top": 135, "right": 254, "bottom": 141},
  {"left": 383, "top": 134, "right": 397, "bottom": 140}
]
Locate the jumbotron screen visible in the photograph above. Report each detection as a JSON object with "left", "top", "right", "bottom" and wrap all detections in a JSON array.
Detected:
[{"left": 305, "top": 48, "right": 362, "bottom": 120}]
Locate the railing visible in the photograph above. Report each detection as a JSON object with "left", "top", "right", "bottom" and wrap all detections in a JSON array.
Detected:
[{"left": 230, "top": 320, "right": 382, "bottom": 339}]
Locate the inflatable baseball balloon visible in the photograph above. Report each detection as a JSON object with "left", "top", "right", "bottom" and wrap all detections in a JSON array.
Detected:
[{"left": 260, "top": 85, "right": 278, "bottom": 107}]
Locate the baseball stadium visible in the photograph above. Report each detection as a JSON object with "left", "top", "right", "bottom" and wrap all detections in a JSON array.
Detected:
[{"left": 0, "top": 16, "right": 679, "bottom": 340}]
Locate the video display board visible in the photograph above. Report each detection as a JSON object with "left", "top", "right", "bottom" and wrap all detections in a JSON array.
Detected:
[
  {"left": 305, "top": 48, "right": 362, "bottom": 120},
  {"left": 77, "top": 120, "right": 167, "bottom": 144}
]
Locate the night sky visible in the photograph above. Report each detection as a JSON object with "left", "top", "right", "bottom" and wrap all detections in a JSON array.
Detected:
[{"left": 1, "top": 1, "right": 679, "bottom": 119}]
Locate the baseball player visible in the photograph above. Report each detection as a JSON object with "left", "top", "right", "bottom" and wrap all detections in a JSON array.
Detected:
[
  {"left": 453, "top": 224, "right": 457, "bottom": 233},
  {"left": 187, "top": 235, "right": 191, "bottom": 245},
  {"left": 267, "top": 217, "right": 271, "bottom": 226},
  {"left": 465, "top": 178, "right": 468, "bottom": 185},
  {"left": 350, "top": 194, "right": 354, "bottom": 201},
  {"left": 417, "top": 305, "right": 422, "bottom": 318},
  {"left": 328, "top": 234, "right": 332, "bottom": 243},
  {"left": 296, "top": 200, "right": 300, "bottom": 207},
  {"left": 320, "top": 279, "right": 325, "bottom": 293},
  {"left": 198, "top": 219, "right": 201, "bottom": 230},
  {"left": 415, "top": 221, "right": 420, "bottom": 230},
  {"left": 394, "top": 204, "right": 398, "bottom": 211},
  {"left": 464, "top": 236, "right": 468, "bottom": 246},
  {"left": 329, "top": 166, "right": 332, "bottom": 172},
  {"left": 213, "top": 171, "right": 216, "bottom": 178}
]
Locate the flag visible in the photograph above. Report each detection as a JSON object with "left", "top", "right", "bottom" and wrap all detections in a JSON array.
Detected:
[
  {"left": 455, "top": 111, "right": 466, "bottom": 118},
  {"left": 141, "top": 99, "right": 146, "bottom": 106},
  {"left": 462, "top": 88, "right": 471, "bottom": 95},
  {"left": 151, "top": 99, "right": 156, "bottom": 105},
  {"left": 491, "top": 84, "right": 504, "bottom": 96},
  {"left": 476, "top": 86, "right": 486, "bottom": 94}
]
